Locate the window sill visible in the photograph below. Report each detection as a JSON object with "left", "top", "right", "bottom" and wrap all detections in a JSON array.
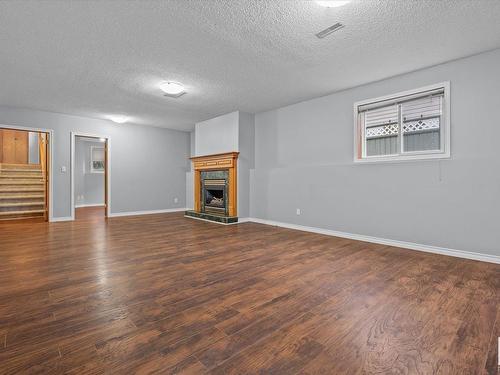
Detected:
[{"left": 354, "top": 152, "right": 451, "bottom": 164}]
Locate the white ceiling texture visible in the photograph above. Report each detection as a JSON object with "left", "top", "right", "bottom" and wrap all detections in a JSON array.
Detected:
[{"left": 1, "top": 0, "right": 500, "bottom": 131}]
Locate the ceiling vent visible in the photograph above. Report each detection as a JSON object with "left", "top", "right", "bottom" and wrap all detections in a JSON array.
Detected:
[{"left": 315, "top": 22, "right": 344, "bottom": 39}]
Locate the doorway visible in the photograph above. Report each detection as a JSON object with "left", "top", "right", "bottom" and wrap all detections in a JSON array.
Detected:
[
  {"left": 0, "top": 126, "right": 51, "bottom": 221},
  {"left": 71, "top": 133, "right": 110, "bottom": 221}
]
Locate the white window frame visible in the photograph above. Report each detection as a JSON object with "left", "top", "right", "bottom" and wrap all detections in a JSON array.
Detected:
[
  {"left": 90, "top": 145, "right": 105, "bottom": 173},
  {"left": 353, "top": 82, "right": 450, "bottom": 163}
]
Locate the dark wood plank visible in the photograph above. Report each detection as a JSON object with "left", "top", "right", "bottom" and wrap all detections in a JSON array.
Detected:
[{"left": 0, "top": 209, "right": 498, "bottom": 374}]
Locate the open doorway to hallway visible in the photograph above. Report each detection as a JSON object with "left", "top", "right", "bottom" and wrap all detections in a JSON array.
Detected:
[
  {"left": 73, "top": 135, "right": 108, "bottom": 221},
  {"left": 0, "top": 127, "right": 49, "bottom": 221}
]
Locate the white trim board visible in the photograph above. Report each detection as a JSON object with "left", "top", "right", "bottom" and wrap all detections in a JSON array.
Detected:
[
  {"left": 246, "top": 218, "right": 500, "bottom": 265},
  {"left": 108, "top": 208, "right": 187, "bottom": 218}
]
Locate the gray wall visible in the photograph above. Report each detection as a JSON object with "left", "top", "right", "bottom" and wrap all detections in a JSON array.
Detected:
[
  {"left": 194, "top": 111, "right": 239, "bottom": 156},
  {"left": 238, "top": 112, "right": 255, "bottom": 218},
  {"left": 251, "top": 48, "right": 500, "bottom": 257},
  {"left": 28, "top": 131, "right": 39, "bottom": 164},
  {"left": 74, "top": 138, "right": 105, "bottom": 207},
  {"left": 0, "top": 106, "right": 190, "bottom": 218},
  {"left": 185, "top": 131, "right": 196, "bottom": 209}
]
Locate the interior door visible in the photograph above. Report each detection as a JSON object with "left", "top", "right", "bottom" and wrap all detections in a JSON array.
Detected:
[{"left": 2, "top": 129, "right": 28, "bottom": 164}]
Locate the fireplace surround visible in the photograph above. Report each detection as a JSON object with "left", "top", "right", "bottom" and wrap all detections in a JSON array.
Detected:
[{"left": 185, "top": 152, "right": 238, "bottom": 224}]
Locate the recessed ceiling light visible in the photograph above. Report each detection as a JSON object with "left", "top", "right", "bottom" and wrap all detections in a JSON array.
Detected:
[
  {"left": 316, "top": 0, "right": 350, "bottom": 8},
  {"left": 108, "top": 115, "right": 128, "bottom": 124},
  {"left": 160, "top": 81, "right": 186, "bottom": 97}
]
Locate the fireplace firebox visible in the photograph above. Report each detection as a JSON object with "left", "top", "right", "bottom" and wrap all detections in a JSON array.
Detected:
[{"left": 201, "top": 171, "right": 228, "bottom": 215}]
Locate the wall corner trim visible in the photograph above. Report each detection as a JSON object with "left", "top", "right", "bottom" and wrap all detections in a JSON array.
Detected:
[
  {"left": 246, "top": 218, "right": 500, "bottom": 265},
  {"left": 108, "top": 208, "right": 187, "bottom": 218}
]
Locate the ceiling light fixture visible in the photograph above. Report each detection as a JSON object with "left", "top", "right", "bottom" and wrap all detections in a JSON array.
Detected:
[
  {"left": 160, "top": 81, "right": 186, "bottom": 98},
  {"left": 316, "top": 0, "right": 350, "bottom": 8},
  {"left": 108, "top": 115, "right": 128, "bottom": 124},
  {"left": 316, "top": 22, "right": 345, "bottom": 38}
]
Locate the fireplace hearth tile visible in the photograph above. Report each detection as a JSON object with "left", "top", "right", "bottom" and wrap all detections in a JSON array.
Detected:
[{"left": 184, "top": 210, "right": 238, "bottom": 224}]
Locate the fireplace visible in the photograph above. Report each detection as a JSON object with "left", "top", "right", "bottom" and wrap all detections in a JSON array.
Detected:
[
  {"left": 185, "top": 152, "right": 239, "bottom": 224},
  {"left": 204, "top": 186, "right": 225, "bottom": 210},
  {"left": 201, "top": 171, "right": 228, "bottom": 215}
]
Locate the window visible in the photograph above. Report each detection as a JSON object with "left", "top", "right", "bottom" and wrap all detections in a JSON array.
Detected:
[
  {"left": 354, "top": 82, "right": 450, "bottom": 162},
  {"left": 90, "top": 146, "right": 105, "bottom": 173}
]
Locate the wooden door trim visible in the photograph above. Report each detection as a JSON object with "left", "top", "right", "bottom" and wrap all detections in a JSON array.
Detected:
[
  {"left": 70, "top": 132, "right": 111, "bottom": 220},
  {"left": 0, "top": 124, "right": 54, "bottom": 221}
]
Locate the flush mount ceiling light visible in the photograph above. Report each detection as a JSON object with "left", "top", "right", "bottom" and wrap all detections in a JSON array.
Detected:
[
  {"left": 316, "top": 0, "right": 350, "bottom": 7},
  {"left": 160, "top": 81, "right": 186, "bottom": 98},
  {"left": 316, "top": 22, "right": 345, "bottom": 38},
  {"left": 108, "top": 115, "right": 128, "bottom": 124}
]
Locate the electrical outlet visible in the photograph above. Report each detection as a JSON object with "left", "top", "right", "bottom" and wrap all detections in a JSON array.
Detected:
[
  {"left": 296, "top": 208, "right": 301, "bottom": 215},
  {"left": 61, "top": 166, "right": 67, "bottom": 173},
  {"left": 174, "top": 197, "right": 178, "bottom": 204}
]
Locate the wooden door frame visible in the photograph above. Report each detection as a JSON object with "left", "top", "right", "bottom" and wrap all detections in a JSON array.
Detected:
[
  {"left": 0, "top": 124, "right": 54, "bottom": 222},
  {"left": 70, "top": 132, "right": 111, "bottom": 220}
]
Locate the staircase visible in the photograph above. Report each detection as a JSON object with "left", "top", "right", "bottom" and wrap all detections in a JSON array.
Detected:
[{"left": 0, "top": 163, "right": 46, "bottom": 220}]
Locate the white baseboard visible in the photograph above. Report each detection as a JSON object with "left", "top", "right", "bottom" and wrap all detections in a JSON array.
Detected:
[
  {"left": 247, "top": 218, "right": 500, "bottom": 265},
  {"left": 50, "top": 216, "right": 73, "bottom": 222},
  {"left": 75, "top": 204, "right": 105, "bottom": 208},
  {"left": 108, "top": 208, "right": 187, "bottom": 218}
]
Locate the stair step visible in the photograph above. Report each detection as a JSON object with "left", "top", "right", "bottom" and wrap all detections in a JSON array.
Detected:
[
  {"left": 0, "top": 187, "right": 45, "bottom": 192},
  {"left": 0, "top": 202, "right": 44, "bottom": 208},
  {"left": 0, "top": 168, "right": 42, "bottom": 172},
  {"left": 0, "top": 209, "right": 45, "bottom": 216},
  {"left": 0, "top": 210, "right": 45, "bottom": 220},
  {"left": 0, "top": 180, "right": 45, "bottom": 185},
  {"left": 0, "top": 174, "right": 44, "bottom": 179},
  {"left": 0, "top": 193, "right": 45, "bottom": 199},
  {"left": 0, "top": 163, "right": 42, "bottom": 170}
]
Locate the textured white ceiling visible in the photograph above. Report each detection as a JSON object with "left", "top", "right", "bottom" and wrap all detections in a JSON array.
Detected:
[{"left": 1, "top": 0, "right": 500, "bottom": 131}]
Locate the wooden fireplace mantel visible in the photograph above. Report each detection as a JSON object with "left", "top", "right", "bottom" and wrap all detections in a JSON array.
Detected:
[{"left": 190, "top": 152, "right": 239, "bottom": 216}]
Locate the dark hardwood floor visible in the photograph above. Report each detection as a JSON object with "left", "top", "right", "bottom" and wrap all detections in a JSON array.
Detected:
[
  {"left": 0, "top": 211, "right": 498, "bottom": 374},
  {"left": 75, "top": 206, "right": 106, "bottom": 222}
]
